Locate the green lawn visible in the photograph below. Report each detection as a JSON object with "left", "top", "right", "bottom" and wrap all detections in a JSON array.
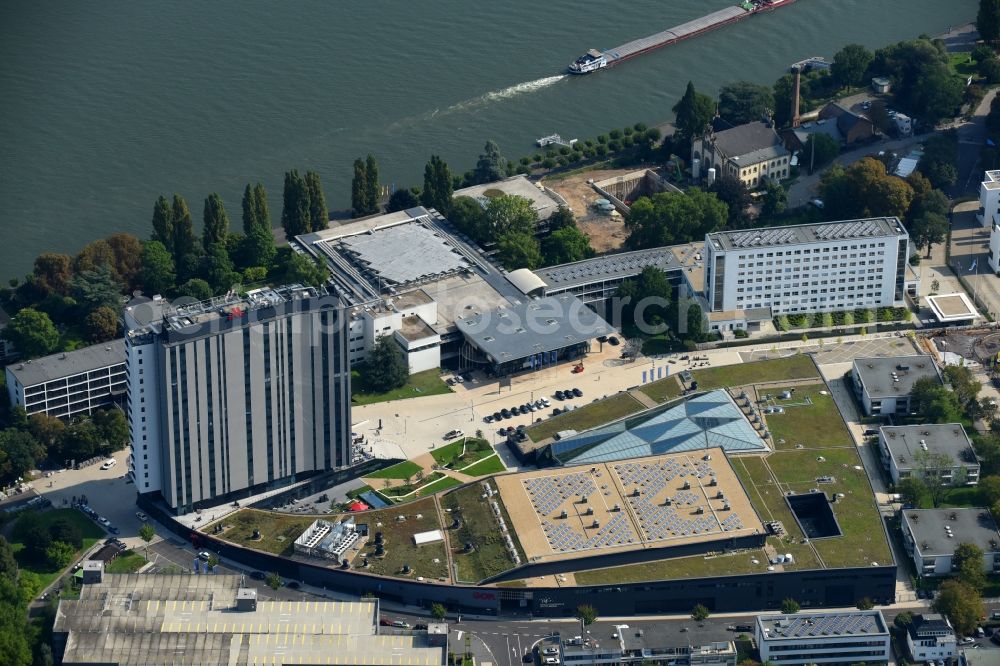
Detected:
[
  {"left": 380, "top": 472, "right": 446, "bottom": 498},
  {"left": 351, "top": 369, "right": 452, "bottom": 405},
  {"left": 365, "top": 460, "right": 423, "bottom": 480},
  {"left": 688, "top": 355, "right": 819, "bottom": 390},
  {"left": 765, "top": 384, "right": 852, "bottom": 450},
  {"left": 526, "top": 392, "right": 644, "bottom": 443},
  {"left": 211, "top": 510, "right": 316, "bottom": 556},
  {"left": 416, "top": 475, "right": 463, "bottom": 496},
  {"left": 638, "top": 376, "right": 684, "bottom": 404},
  {"left": 459, "top": 455, "right": 506, "bottom": 477},
  {"left": 949, "top": 52, "right": 978, "bottom": 78},
  {"left": 442, "top": 482, "right": 525, "bottom": 583},
  {"left": 9, "top": 508, "right": 105, "bottom": 589},
  {"left": 106, "top": 550, "right": 146, "bottom": 573},
  {"left": 431, "top": 438, "right": 494, "bottom": 469}
]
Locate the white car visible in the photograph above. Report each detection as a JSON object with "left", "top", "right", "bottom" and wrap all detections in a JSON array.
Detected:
[
  {"left": 100, "top": 458, "right": 117, "bottom": 470},
  {"left": 98, "top": 517, "right": 111, "bottom": 526},
  {"left": 542, "top": 647, "right": 560, "bottom": 655},
  {"left": 809, "top": 198, "right": 825, "bottom": 209},
  {"left": 198, "top": 551, "right": 211, "bottom": 561},
  {"left": 959, "top": 637, "right": 976, "bottom": 645},
  {"left": 135, "top": 511, "right": 148, "bottom": 522}
]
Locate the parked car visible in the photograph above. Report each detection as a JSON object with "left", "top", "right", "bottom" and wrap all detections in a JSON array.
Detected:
[
  {"left": 198, "top": 551, "right": 211, "bottom": 561},
  {"left": 500, "top": 409, "right": 511, "bottom": 419},
  {"left": 391, "top": 620, "right": 411, "bottom": 629},
  {"left": 543, "top": 647, "right": 560, "bottom": 655},
  {"left": 100, "top": 458, "right": 117, "bottom": 470},
  {"left": 98, "top": 517, "right": 111, "bottom": 527},
  {"left": 135, "top": 511, "right": 149, "bottom": 522},
  {"left": 572, "top": 388, "right": 583, "bottom": 397},
  {"left": 554, "top": 390, "right": 565, "bottom": 400},
  {"left": 249, "top": 571, "right": 266, "bottom": 580},
  {"left": 493, "top": 411, "right": 503, "bottom": 421},
  {"left": 960, "top": 637, "right": 976, "bottom": 645},
  {"left": 608, "top": 336, "right": 620, "bottom": 346},
  {"left": 483, "top": 415, "right": 493, "bottom": 424},
  {"left": 809, "top": 198, "right": 825, "bottom": 209},
  {"left": 444, "top": 429, "right": 464, "bottom": 439}
]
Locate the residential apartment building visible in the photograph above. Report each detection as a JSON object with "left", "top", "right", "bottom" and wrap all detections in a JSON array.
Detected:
[
  {"left": 756, "top": 611, "right": 891, "bottom": 666},
  {"left": 879, "top": 424, "right": 979, "bottom": 486},
  {"left": 123, "top": 285, "right": 352, "bottom": 512},
  {"left": 692, "top": 121, "right": 790, "bottom": 189},
  {"left": 977, "top": 170, "right": 1000, "bottom": 228},
  {"left": 5, "top": 340, "right": 126, "bottom": 419},
  {"left": 704, "top": 217, "right": 913, "bottom": 317},
  {"left": 901, "top": 508, "right": 1000, "bottom": 577},
  {"left": 906, "top": 614, "right": 958, "bottom": 663},
  {"left": 851, "top": 355, "right": 942, "bottom": 417}
]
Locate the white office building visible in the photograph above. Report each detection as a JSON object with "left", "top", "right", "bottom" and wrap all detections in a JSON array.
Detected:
[
  {"left": 704, "top": 218, "right": 913, "bottom": 318},
  {"left": 906, "top": 614, "right": 957, "bottom": 663},
  {"left": 978, "top": 170, "right": 1000, "bottom": 228},
  {"left": 901, "top": 508, "right": 1000, "bottom": 577},
  {"left": 879, "top": 424, "right": 979, "bottom": 487},
  {"left": 851, "top": 355, "right": 943, "bottom": 417},
  {"left": 989, "top": 221, "right": 1000, "bottom": 273},
  {"left": 123, "top": 285, "right": 352, "bottom": 512},
  {"left": 756, "top": 611, "right": 891, "bottom": 665},
  {"left": 5, "top": 341, "right": 126, "bottom": 419}
]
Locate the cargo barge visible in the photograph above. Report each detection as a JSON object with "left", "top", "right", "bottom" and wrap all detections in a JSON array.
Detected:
[{"left": 568, "top": 0, "right": 798, "bottom": 74}]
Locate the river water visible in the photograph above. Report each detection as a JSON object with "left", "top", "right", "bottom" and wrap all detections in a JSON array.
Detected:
[{"left": 0, "top": 0, "right": 976, "bottom": 279}]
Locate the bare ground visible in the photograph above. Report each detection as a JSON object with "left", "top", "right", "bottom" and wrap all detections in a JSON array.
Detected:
[{"left": 542, "top": 168, "right": 633, "bottom": 253}]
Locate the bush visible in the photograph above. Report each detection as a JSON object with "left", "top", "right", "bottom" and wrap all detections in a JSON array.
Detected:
[
  {"left": 519, "top": 156, "right": 531, "bottom": 166},
  {"left": 634, "top": 122, "right": 648, "bottom": 132},
  {"left": 609, "top": 129, "right": 622, "bottom": 140},
  {"left": 559, "top": 146, "right": 571, "bottom": 156},
  {"left": 542, "top": 158, "right": 556, "bottom": 169},
  {"left": 623, "top": 126, "right": 634, "bottom": 136}
]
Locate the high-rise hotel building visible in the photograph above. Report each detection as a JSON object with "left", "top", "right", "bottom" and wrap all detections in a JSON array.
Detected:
[{"left": 123, "top": 285, "right": 351, "bottom": 512}]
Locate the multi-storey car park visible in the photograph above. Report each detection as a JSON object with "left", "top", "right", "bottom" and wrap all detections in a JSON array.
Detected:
[{"left": 138, "top": 354, "right": 896, "bottom": 618}]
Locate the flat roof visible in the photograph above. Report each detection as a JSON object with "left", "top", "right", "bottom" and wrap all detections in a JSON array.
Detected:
[
  {"left": 709, "top": 217, "right": 906, "bottom": 251},
  {"left": 416, "top": 272, "right": 513, "bottom": 334},
  {"left": 6, "top": 339, "right": 125, "bottom": 387},
  {"left": 757, "top": 611, "right": 888, "bottom": 640},
  {"left": 398, "top": 315, "right": 438, "bottom": 342},
  {"left": 902, "top": 508, "right": 1000, "bottom": 557},
  {"left": 454, "top": 175, "right": 562, "bottom": 221},
  {"left": 54, "top": 574, "right": 445, "bottom": 666},
  {"left": 852, "top": 355, "right": 941, "bottom": 399},
  {"left": 338, "top": 222, "right": 469, "bottom": 286},
  {"left": 495, "top": 449, "right": 764, "bottom": 565},
  {"left": 881, "top": 424, "right": 977, "bottom": 473},
  {"left": 455, "top": 294, "right": 613, "bottom": 363},
  {"left": 534, "top": 246, "right": 679, "bottom": 291},
  {"left": 927, "top": 293, "right": 979, "bottom": 322}
]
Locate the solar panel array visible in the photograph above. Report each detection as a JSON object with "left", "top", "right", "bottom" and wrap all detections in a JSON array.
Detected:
[
  {"left": 523, "top": 473, "right": 598, "bottom": 517},
  {"left": 812, "top": 219, "right": 889, "bottom": 241},
  {"left": 539, "top": 248, "right": 674, "bottom": 286},
  {"left": 771, "top": 613, "right": 881, "bottom": 638},
  {"left": 541, "top": 514, "right": 636, "bottom": 552},
  {"left": 727, "top": 228, "right": 799, "bottom": 248}
]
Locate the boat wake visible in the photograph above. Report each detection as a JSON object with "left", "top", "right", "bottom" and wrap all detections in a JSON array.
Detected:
[{"left": 445, "top": 74, "right": 566, "bottom": 113}]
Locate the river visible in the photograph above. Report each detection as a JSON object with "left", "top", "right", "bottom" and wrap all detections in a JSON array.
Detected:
[{"left": 0, "top": 0, "right": 976, "bottom": 280}]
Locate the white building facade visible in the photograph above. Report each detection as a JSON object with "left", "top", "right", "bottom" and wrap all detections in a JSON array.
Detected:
[
  {"left": 705, "top": 218, "right": 912, "bottom": 315},
  {"left": 906, "top": 614, "right": 957, "bottom": 663},
  {"left": 978, "top": 170, "right": 1000, "bottom": 228},
  {"left": 756, "top": 611, "right": 891, "bottom": 666}
]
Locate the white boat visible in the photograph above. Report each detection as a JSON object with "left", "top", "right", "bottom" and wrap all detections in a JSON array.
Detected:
[{"left": 568, "top": 49, "right": 607, "bottom": 75}]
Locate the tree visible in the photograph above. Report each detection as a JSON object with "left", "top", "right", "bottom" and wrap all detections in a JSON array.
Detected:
[
  {"left": 803, "top": 133, "right": 840, "bottom": 172},
  {"left": 759, "top": 180, "right": 788, "bottom": 219},
  {"left": 474, "top": 140, "right": 508, "bottom": 184},
  {"left": 421, "top": 155, "right": 453, "bottom": 215},
  {"left": 364, "top": 155, "right": 380, "bottom": 215},
  {"left": 780, "top": 598, "right": 800, "bottom": 614},
  {"left": 363, "top": 334, "right": 408, "bottom": 393},
  {"left": 207, "top": 553, "right": 219, "bottom": 569},
  {"left": 709, "top": 174, "right": 752, "bottom": 228},
  {"left": 910, "top": 212, "right": 949, "bottom": 258},
  {"left": 933, "top": 579, "right": 984, "bottom": 635},
  {"left": 871, "top": 38, "right": 963, "bottom": 123},
  {"left": 911, "top": 377, "right": 964, "bottom": 424},
  {"left": 175, "top": 278, "right": 213, "bottom": 302},
  {"left": 170, "top": 194, "right": 199, "bottom": 276},
  {"left": 575, "top": 603, "right": 598, "bottom": 626},
  {"left": 856, "top": 597, "right": 874, "bottom": 610},
  {"left": 625, "top": 189, "right": 727, "bottom": 249},
  {"left": 542, "top": 226, "right": 595, "bottom": 265},
  {"left": 982, "top": 57, "right": 1000, "bottom": 84},
  {"left": 691, "top": 603, "right": 710, "bottom": 622},
  {"left": 979, "top": 0, "right": 1000, "bottom": 44},
  {"left": 305, "top": 171, "right": 329, "bottom": 230},
  {"left": 140, "top": 240, "right": 176, "bottom": 295},
  {"left": 84, "top": 306, "right": 118, "bottom": 342},
  {"left": 241, "top": 224, "right": 276, "bottom": 273},
  {"left": 718, "top": 81, "right": 775, "bottom": 125},
  {"left": 819, "top": 158, "right": 914, "bottom": 220},
  {"left": 151, "top": 195, "right": 174, "bottom": 252},
  {"left": 0, "top": 537, "right": 17, "bottom": 582},
  {"left": 897, "top": 477, "right": 932, "bottom": 508},
  {"left": 387, "top": 187, "right": 421, "bottom": 213},
  {"left": 943, "top": 365, "right": 982, "bottom": 409},
  {"left": 28, "top": 413, "right": 64, "bottom": 460},
  {"left": 93, "top": 408, "right": 129, "bottom": 450},
  {"left": 45, "top": 541, "right": 75, "bottom": 569},
  {"left": 431, "top": 602, "right": 447, "bottom": 621},
  {"left": 953, "top": 542, "right": 986, "bottom": 589},
  {"left": 266, "top": 572, "right": 282, "bottom": 590},
  {"left": 282, "top": 169, "right": 312, "bottom": 234},
  {"left": 19, "top": 522, "right": 52, "bottom": 563},
  {"left": 199, "top": 243, "right": 239, "bottom": 294},
  {"left": 917, "top": 133, "right": 959, "bottom": 190},
  {"left": 201, "top": 193, "right": 230, "bottom": 248},
  {"left": 138, "top": 522, "right": 155, "bottom": 560},
  {"left": 672, "top": 81, "right": 715, "bottom": 144},
  {"left": 4, "top": 308, "right": 58, "bottom": 358},
  {"left": 908, "top": 184, "right": 950, "bottom": 224},
  {"left": 686, "top": 304, "right": 706, "bottom": 342},
  {"left": 72, "top": 264, "right": 123, "bottom": 313},
  {"left": 484, "top": 194, "right": 538, "bottom": 239},
  {"left": 448, "top": 196, "right": 487, "bottom": 242},
  {"left": 33, "top": 253, "right": 72, "bottom": 297},
  {"left": 894, "top": 611, "right": 914, "bottom": 629},
  {"left": 351, "top": 159, "right": 371, "bottom": 217},
  {"left": 496, "top": 231, "right": 543, "bottom": 270},
  {"left": 547, "top": 207, "right": 576, "bottom": 231},
  {"left": 275, "top": 249, "right": 328, "bottom": 288},
  {"left": 831, "top": 44, "right": 875, "bottom": 88}
]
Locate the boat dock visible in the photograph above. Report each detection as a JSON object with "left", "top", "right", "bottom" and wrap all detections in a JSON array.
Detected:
[
  {"left": 571, "top": 0, "right": 798, "bottom": 73},
  {"left": 536, "top": 134, "right": 578, "bottom": 148}
]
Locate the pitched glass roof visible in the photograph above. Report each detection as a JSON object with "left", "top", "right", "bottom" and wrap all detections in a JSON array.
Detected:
[{"left": 549, "top": 389, "right": 768, "bottom": 465}]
